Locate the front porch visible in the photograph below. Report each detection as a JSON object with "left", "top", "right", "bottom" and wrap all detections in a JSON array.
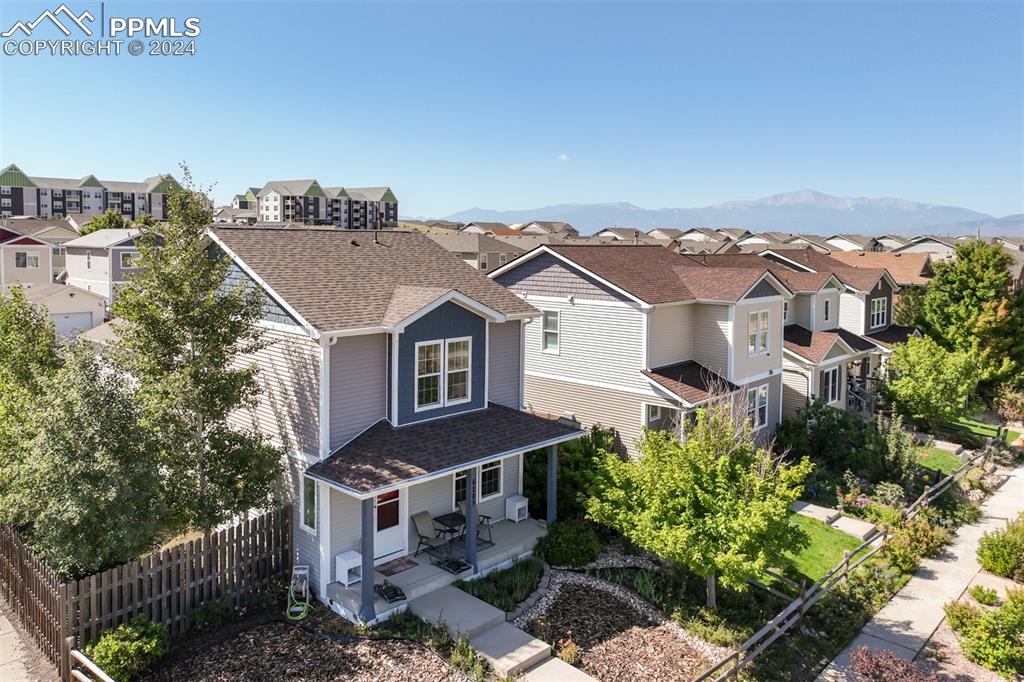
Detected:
[{"left": 325, "top": 518, "right": 547, "bottom": 623}]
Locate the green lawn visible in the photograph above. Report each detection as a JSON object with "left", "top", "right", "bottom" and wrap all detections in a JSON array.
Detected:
[
  {"left": 916, "top": 446, "right": 962, "bottom": 475},
  {"left": 946, "top": 416, "right": 1022, "bottom": 443},
  {"left": 781, "top": 515, "right": 863, "bottom": 584}
]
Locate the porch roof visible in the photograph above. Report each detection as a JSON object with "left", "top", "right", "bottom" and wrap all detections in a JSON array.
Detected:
[
  {"left": 306, "top": 403, "right": 584, "bottom": 495},
  {"left": 863, "top": 325, "right": 919, "bottom": 350},
  {"left": 642, "top": 361, "right": 737, "bottom": 406},
  {"left": 783, "top": 325, "right": 876, "bottom": 364}
]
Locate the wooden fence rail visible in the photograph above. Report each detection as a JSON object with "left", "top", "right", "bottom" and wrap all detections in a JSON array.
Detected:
[
  {"left": 0, "top": 506, "right": 292, "bottom": 679},
  {"left": 695, "top": 445, "right": 994, "bottom": 681}
]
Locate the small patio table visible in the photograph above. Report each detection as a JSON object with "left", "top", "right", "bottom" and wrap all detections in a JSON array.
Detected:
[{"left": 432, "top": 511, "right": 466, "bottom": 554}]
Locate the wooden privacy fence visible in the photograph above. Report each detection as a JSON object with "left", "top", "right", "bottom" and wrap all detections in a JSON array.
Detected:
[
  {"left": 695, "top": 445, "right": 994, "bottom": 681},
  {"left": 0, "top": 506, "right": 292, "bottom": 677}
]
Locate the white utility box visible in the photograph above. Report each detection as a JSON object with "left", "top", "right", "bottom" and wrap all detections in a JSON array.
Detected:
[{"left": 505, "top": 495, "right": 529, "bottom": 523}]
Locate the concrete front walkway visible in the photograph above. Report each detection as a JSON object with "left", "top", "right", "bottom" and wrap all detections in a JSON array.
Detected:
[
  {"left": 0, "top": 611, "right": 32, "bottom": 682},
  {"left": 410, "top": 585, "right": 595, "bottom": 680},
  {"left": 817, "top": 464, "right": 1024, "bottom": 680}
]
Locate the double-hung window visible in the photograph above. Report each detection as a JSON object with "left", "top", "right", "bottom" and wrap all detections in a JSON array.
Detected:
[
  {"left": 541, "top": 310, "right": 559, "bottom": 353},
  {"left": 748, "top": 310, "right": 770, "bottom": 355},
  {"left": 820, "top": 366, "right": 841, "bottom": 404},
  {"left": 480, "top": 461, "right": 502, "bottom": 500},
  {"left": 415, "top": 337, "right": 472, "bottom": 411},
  {"left": 746, "top": 384, "right": 768, "bottom": 429},
  {"left": 870, "top": 298, "right": 887, "bottom": 329},
  {"left": 120, "top": 252, "right": 138, "bottom": 269},
  {"left": 14, "top": 252, "right": 38, "bottom": 269}
]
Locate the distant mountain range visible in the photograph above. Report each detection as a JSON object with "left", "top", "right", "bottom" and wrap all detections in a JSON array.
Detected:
[{"left": 434, "top": 190, "right": 1024, "bottom": 237}]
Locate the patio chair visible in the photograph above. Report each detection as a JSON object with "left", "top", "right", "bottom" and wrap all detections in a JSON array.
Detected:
[
  {"left": 458, "top": 501, "right": 493, "bottom": 544},
  {"left": 412, "top": 511, "right": 448, "bottom": 557}
]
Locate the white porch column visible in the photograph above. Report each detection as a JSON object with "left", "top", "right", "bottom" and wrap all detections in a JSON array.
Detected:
[{"left": 317, "top": 481, "right": 332, "bottom": 599}]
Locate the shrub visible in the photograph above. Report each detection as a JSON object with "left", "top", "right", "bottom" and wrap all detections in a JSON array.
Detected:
[
  {"left": 534, "top": 521, "right": 601, "bottom": 567},
  {"left": 449, "top": 637, "right": 488, "bottom": 681},
  {"left": 959, "top": 589, "right": 1024, "bottom": 677},
  {"left": 994, "top": 384, "right": 1024, "bottom": 423},
  {"left": 977, "top": 521, "right": 1024, "bottom": 579},
  {"left": 970, "top": 584, "right": 1001, "bottom": 606},
  {"left": 85, "top": 615, "right": 168, "bottom": 680},
  {"left": 454, "top": 558, "right": 544, "bottom": 612},
  {"left": 944, "top": 600, "right": 981, "bottom": 634},
  {"left": 862, "top": 503, "right": 903, "bottom": 528},
  {"left": 557, "top": 630, "right": 580, "bottom": 666},
  {"left": 849, "top": 646, "right": 938, "bottom": 681},
  {"left": 522, "top": 426, "right": 615, "bottom": 520},
  {"left": 921, "top": 488, "right": 981, "bottom": 531},
  {"left": 884, "top": 518, "right": 949, "bottom": 574},
  {"left": 872, "top": 481, "right": 906, "bottom": 508},
  {"left": 810, "top": 565, "right": 903, "bottom": 646}
]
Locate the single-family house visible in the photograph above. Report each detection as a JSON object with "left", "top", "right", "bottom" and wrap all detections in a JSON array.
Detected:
[
  {"left": 461, "top": 222, "right": 512, "bottom": 235},
  {"left": 594, "top": 227, "right": 657, "bottom": 243},
  {"left": 734, "top": 231, "right": 793, "bottom": 247},
  {"left": 63, "top": 229, "right": 142, "bottom": 301},
  {"left": 675, "top": 227, "right": 726, "bottom": 242},
  {"left": 490, "top": 244, "right": 795, "bottom": 458},
  {"left": 519, "top": 221, "right": 578, "bottom": 237},
  {"left": 784, "top": 234, "right": 833, "bottom": 252},
  {"left": 208, "top": 227, "right": 583, "bottom": 625},
  {"left": 2, "top": 217, "right": 80, "bottom": 278},
  {"left": 875, "top": 234, "right": 910, "bottom": 251},
  {"left": 425, "top": 233, "right": 526, "bottom": 272},
  {"left": 824, "top": 234, "right": 883, "bottom": 252},
  {"left": 893, "top": 235, "right": 960, "bottom": 261},
  {"left": 24, "top": 283, "right": 107, "bottom": 336},
  {"left": 646, "top": 228, "right": 684, "bottom": 240},
  {"left": 0, "top": 227, "right": 53, "bottom": 293}
]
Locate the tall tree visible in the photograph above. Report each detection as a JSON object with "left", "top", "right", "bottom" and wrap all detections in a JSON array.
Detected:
[
  {"left": 881, "top": 335, "right": 978, "bottom": 430},
  {"left": 80, "top": 209, "right": 128, "bottom": 235},
  {"left": 111, "top": 166, "right": 282, "bottom": 532},
  {"left": 587, "top": 399, "right": 812, "bottom": 609},
  {"left": 4, "top": 344, "right": 167, "bottom": 580},
  {"left": 921, "top": 240, "right": 1024, "bottom": 391}
]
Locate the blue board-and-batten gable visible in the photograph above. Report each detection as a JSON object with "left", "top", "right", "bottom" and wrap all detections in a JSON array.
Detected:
[
  {"left": 221, "top": 259, "right": 301, "bottom": 327},
  {"left": 396, "top": 301, "right": 487, "bottom": 425}
]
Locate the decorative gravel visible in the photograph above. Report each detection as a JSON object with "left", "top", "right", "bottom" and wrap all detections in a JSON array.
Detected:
[
  {"left": 515, "top": 569, "right": 728, "bottom": 680},
  {"left": 583, "top": 540, "right": 664, "bottom": 572},
  {"left": 142, "top": 620, "right": 461, "bottom": 682},
  {"left": 917, "top": 619, "right": 1005, "bottom": 682}
]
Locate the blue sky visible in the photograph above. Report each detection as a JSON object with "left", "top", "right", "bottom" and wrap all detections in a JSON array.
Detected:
[{"left": 1, "top": 1, "right": 1021, "bottom": 217}]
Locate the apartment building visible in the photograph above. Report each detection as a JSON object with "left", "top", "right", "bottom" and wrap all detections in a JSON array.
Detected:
[
  {"left": 0, "top": 164, "right": 179, "bottom": 221},
  {"left": 254, "top": 180, "right": 398, "bottom": 229},
  {"left": 491, "top": 244, "right": 794, "bottom": 457}
]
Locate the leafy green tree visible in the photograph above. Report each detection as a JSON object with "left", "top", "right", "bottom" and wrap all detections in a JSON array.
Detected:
[
  {"left": 523, "top": 425, "right": 615, "bottom": 520},
  {"left": 587, "top": 400, "right": 812, "bottom": 609},
  {"left": 894, "top": 286, "right": 926, "bottom": 327},
  {"left": 4, "top": 345, "right": 167, "bottom": 579},
  {"left": 921, "top": 240, "right": 1024, "bottom": 391},
  {"left": 80, "top": 209, "right": 128, "bottom": 235},
  {"left": 135, "top": 213, "right": 158, "bottom": 227},
  {"left": 111, "top": 166, "right": 282, "bottom": 532},
  {"left": 776, "top": 399, "right": 879, "bottom": 473},
  {"left": 882, "top": 336, "right": 978, "bottom": 430}
]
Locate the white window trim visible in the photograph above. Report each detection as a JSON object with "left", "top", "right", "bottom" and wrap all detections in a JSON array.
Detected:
[
  {"left": 14, "top": 251, "right": 39, "bottom": 269},
  {"left": 119, "top": 251, "right": 138, "bottom": 269},
  {"left": 869, "top": 297, "right": 887, "bottom": 329},
  {"left": 746, "top": 384, "right": 769, "bottom": 430},
  {"left": 541, "top": 309, "right": 560, "bottom": 355},
  {"left": 479, "top": 460, "right": 503, "bottom": 501},
  {"left": 821, "top": 366, "right": 841, "bottom": 405},
  {"left": 414, "top": 336, "right": 473, "bottom": 413},
  {"left": 647, "top": 404, "right": 662, "bottom": 424},
  {"left": 823, "top": 298, "right": 831, "bottom": 323},
  {"left": 299, "top": 475, "right": 317, "bottom": 535},
  {"left": 783, "top": 300, "right": 789, "bottom": 323},
  {"left": 747, "top": 309, "right": 770, "bottom": 356}
]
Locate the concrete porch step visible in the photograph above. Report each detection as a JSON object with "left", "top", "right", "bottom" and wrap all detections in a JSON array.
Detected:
[
  {"left": 829, "top": 515, "right": 879, "bottom": 541},
  {"left": 408, "top": 586, "right": 505, "bottom": 639},
  {"left": 521, "top": 656, "right": 597, "bottom": 681},
  {"left": 791, "top": 501, "right": 842, "bottom": 525},
  {"left": 470, "top": 622, "right": 552, "bottom": 676}
]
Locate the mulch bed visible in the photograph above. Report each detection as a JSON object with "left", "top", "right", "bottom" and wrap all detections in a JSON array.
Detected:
[
  {"left": 528, "top": 582, "right": 713, "bottom": 681},
  {"left": 141, "top": 618, "right": 459, "bottom": 682}
]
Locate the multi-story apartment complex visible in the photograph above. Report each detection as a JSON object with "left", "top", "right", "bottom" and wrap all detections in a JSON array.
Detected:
[
  {"left": 491, "top": 244, "right": 795, "bottom": 457},
  {"left": 0, "top": 164, "right": 179, "bottom": 220},
  {"left": 253, "top": 180, "right": 398, "bottom": 229}
]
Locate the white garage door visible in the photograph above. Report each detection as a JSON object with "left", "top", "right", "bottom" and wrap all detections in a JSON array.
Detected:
[{"left": 50, "top": 312, "right": 93, "bottom": 337}]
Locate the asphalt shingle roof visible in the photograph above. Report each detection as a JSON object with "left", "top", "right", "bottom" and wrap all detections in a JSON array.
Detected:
[
  {"left": 306, "top": 403, "right": 583, "bottom": 493},
  {"left": 642, "top": 361, "right": 737, "bottom": 405},
  {"left": 211, "top": 227, "right": 537, "bottom": 332}
]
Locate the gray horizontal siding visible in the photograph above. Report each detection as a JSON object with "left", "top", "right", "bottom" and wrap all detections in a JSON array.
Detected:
[
  {"left": 488, "top": 321, "right": 522, "bottom": 408},
  {"left": 330, "top": 333, "right": 387, "bottom": 448}
]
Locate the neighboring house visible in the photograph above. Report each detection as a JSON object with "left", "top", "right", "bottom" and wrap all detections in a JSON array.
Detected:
[
  {"left": 716, "top": 227, "right": 753, "bottom": 241},
  {"left": 828, "top": 251, "right": 933, "bottom": 303},
  {"left": 734, "top": 231, "right": 793, "bottom": 247},
  {"left": 674, "top": 227, "right": 723, "bottom": 242},
  {"left": 647, "top": 228, "right": 684, "bottom": 240},
  {"left": 425, "top": 233, "right": 526, "bottom": 271},
  {"left": 519, "top": 221, "right": 578, "bottom": 237},
  {"left": 0, "top": 164, "right": 178, "bottom": 220},
  {"left": 2, "top": 216, "right": 79, "bottom": 278},
  {"left": 212, "top": 206, "right": 259, "bottom": 225},
  {"left": 594, "top": 227, "right": 656, "bottom": 243},
  {"left": 673, "top": 239, "right": 737, "bottom": 255},
  {"left": 785, "top": 234, "right": 833, "bottom": 252},
  {"left": 462, "top": 222, "right": 512, "bottom": 235},
  {"left": 876, "top": 234, "right": 910, "bottom": 251},
  {"left": 892, "top": 235, "right": 960, "bottom": 261},
  {"left": 490, "top": 244, "right": 795, "bottom": 458},
  {"left": 824, "top": 234, "right": 883, "bottom": 252},
  {"left": 994, "top": 237, "right": 1024, "bottom": 251},
  {"left": 24, "top": 283, "right": 106, "bottom": 336},
  {"left": 63, "top": 229, "right": 142, "bottom": 301},
  {"left": 0, "top": 228, "right": 53, "bottom": 293},
  {"left": 208, "top": 227, "right": 583, "bottom": 625}
]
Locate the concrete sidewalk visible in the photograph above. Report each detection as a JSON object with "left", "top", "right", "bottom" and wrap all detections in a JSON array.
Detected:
[
  {"left": 0, "top": 611, "right": 32, "bottom": 682},
  {"left": 817, "top": 465, "right": 1024, "bottom": 680}
]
